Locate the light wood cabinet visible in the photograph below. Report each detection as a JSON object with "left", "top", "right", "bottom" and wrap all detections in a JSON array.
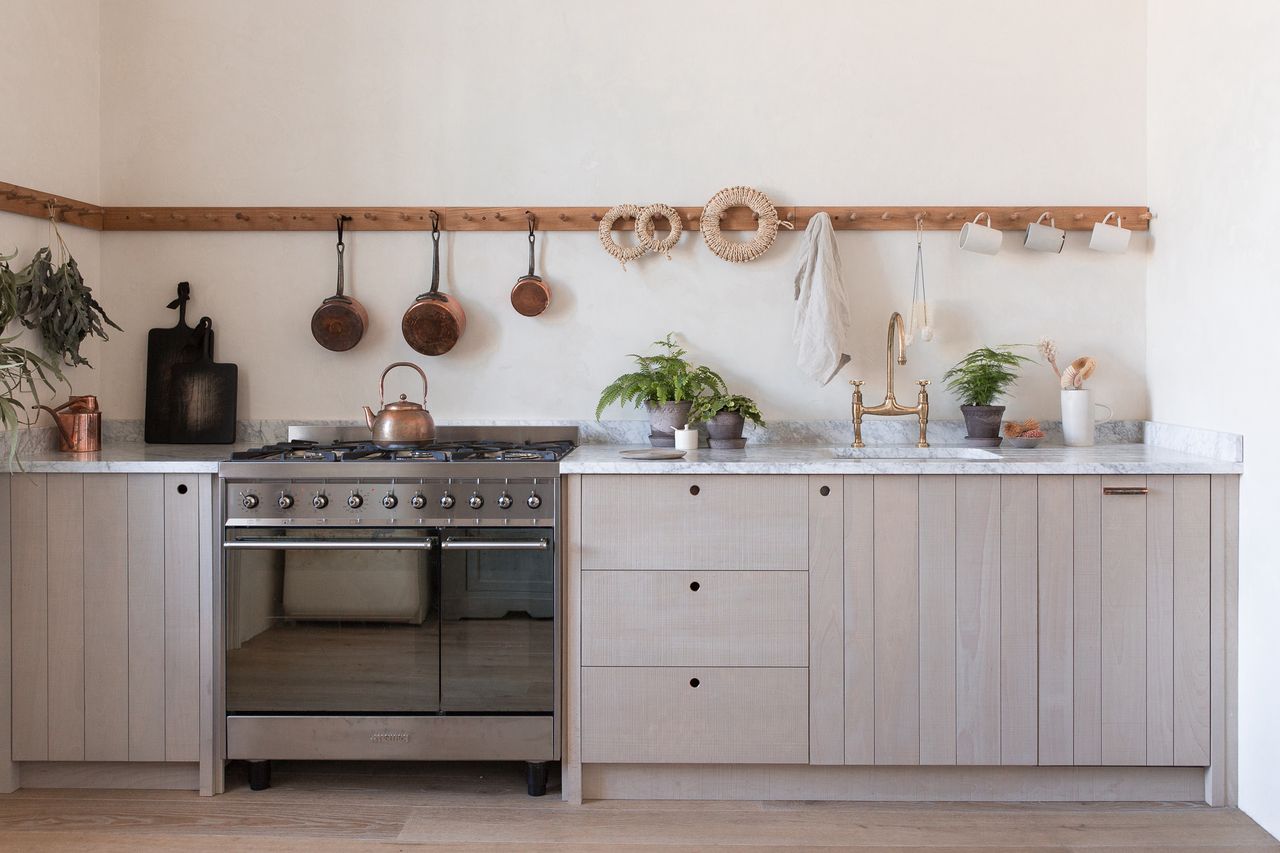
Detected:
[
  {"left": 5, "top": 473, "right": 210, "bottom": 764},
  {"left": 581, "top": 570, "right": 807, "bottom": 667},
  {"left": 579, "top": 475, "right": 808, "bottom": 570},
  {"left": 581, "top": 666, "right": 808, "bottom": 764},
  {"left": 838, "top": 474, "right": 1214, "bottom": 768}
]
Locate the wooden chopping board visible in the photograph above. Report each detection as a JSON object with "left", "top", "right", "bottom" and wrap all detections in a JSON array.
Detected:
[
  {"left": 145, "top": 282, "right": 212, "bottom": 443},
  {"left": 168, "top": 317, "right": 238, "bottom": 444}
]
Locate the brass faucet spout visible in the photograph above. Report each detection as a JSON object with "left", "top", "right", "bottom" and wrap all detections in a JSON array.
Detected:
[{"left": 851, "top": 311, "right": 931, "bottom": 449}]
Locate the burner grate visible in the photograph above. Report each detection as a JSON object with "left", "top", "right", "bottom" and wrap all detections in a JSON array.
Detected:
[{"left": 229, "top": 438, "right": 575, "bottom": 463}]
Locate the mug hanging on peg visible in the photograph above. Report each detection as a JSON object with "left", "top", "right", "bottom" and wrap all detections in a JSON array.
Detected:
[{"left": 907, "top": 216, "right": 934, "bottom": 345}]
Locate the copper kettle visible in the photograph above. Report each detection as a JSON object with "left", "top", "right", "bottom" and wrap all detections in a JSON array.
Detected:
[
  {"left": 34, "top": 395, "right": 102, "bottom": 453},
  {"left": 362, "top": 362, "right": 436, "bottom": 449}
]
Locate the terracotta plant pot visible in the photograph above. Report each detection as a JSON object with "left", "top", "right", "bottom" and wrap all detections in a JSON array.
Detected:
[
  {"left": 960, "top": 404, "right": 1005, "bottom": 440},
  {"left": 646, "top": 400, "right": 693, "bottom": 447}
]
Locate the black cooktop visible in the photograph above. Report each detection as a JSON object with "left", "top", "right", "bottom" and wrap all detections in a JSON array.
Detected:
[{"left": 229, "top": 439, "right": 576, "bottom": 463}]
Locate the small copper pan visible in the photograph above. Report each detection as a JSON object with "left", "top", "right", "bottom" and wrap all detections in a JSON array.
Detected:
[
  {"left": 511, "top": 211, "right": 550, "bottom": 317},
  {"left": 312, "top": 215, "right": 367, "bottom": 351},
  {"left": 402, "top": 211, "right": 466, "bottom": 356}
]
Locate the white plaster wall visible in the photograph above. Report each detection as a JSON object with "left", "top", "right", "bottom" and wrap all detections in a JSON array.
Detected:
[
  {"left": 0, "top": 0, "right": 103, "bottom": 401},
  {"left": 95, "top": 0, "right": 1150, "bottom": 422},
  {"left": 1147, "top": 0, "right": 1280, "bottom": 835}
]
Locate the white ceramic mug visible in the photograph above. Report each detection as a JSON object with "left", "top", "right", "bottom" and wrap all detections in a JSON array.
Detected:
[
  {"left": 1088, "top": 211, "right": 1131, "bottom": 253},
  {"left": 1061, "top": 389, "right": 1113, "bottom": 447},
  {"left": 958, "top": 212, "right": 1002, "bottom": 255},
  {"left": 1024, "top": 212, "right": 1066, "bottom": 253}
]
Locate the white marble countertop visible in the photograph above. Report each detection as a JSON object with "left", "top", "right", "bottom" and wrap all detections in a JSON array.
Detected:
[
  {"left": 9, "top": 442, "right": 246, "bottom": 473},
  {"left": 558, "top": 442, "right": 1244, "bottom": 475}
]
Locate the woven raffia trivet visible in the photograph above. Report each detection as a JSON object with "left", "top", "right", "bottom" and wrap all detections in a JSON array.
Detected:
[
  {"left": 598, "top": 204, "right": 649, "bottom": 268},
  {"left": 634, "top": 203, "right": 683, "bottom": 259},
  {"left": 699, "top": 186, "right": 792, "bottom": 263}
]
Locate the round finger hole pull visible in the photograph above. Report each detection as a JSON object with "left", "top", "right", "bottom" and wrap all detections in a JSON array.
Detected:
[
  {"left": 689, "top": 485, "right": 700, "bottom": 496},
  {"left": 689, "top": 678, "right": 700, "bottom": 688},
  {"left": 176, "top": 484, "right": 188, "bottom": 495},
  {"left": 819, "top": 485, "right": 830, "bottom": 496},
  {"left": 689, "top": 581, "right": 700, "bottom": 591}
]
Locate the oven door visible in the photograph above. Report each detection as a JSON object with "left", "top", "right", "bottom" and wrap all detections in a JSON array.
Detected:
[
  {"left": 224, "top": 528, "right": 439, "bottom": 715},
  {"left": 439, "top": 528, "right": 555, "bottom": 713}
]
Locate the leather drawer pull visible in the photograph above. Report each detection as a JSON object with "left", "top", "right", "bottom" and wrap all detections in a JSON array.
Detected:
[
  {"left": 689, "top": 485, "right": 700, "bottom": 496},
  {"left": 689, "top": 581, "right": 700, "bottom": 591},
  {"left": 1103, "top": 486, "right": 1149, "bottom": 496},
  {"left": 689, "top": 678, "right": 700, "bottom": 688}
]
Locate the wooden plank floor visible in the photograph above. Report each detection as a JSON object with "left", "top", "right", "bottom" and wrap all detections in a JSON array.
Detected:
[{"left": 0, "top": 762, "right": 1274, "bottom": 851}]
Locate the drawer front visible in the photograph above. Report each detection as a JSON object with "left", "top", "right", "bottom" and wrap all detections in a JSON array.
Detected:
[
  {"left": 580, "top": 475, "right": 808, "bottom": 570},
  {"left": 581, "top": 570, "right": 808, "bottom": 666},
  {"left": 581, "top": 667, "right": 808, "bottom": 763}
]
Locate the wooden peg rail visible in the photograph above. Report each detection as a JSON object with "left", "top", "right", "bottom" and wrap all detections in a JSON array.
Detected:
[{"left": 3, "top": 182, "right": 1152, "bottom": 233}]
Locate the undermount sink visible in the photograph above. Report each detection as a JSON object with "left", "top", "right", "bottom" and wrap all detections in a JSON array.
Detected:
[{"left": 832, "top": 446, "right": 1001, "bottom": 461}]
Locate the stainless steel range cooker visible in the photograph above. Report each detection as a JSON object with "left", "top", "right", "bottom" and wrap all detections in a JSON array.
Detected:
[{"left": 218, "top": 426, "right": 575, "bottom": 796}]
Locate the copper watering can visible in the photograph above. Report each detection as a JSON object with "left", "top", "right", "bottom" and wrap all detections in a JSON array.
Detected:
[{"left": 34, "top": 395, "right": 102, "bottom": 453}]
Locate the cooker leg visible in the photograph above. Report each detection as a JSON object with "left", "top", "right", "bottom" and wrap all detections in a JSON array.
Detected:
[
  {"left": 525, "top": 761, "right": 548, "bottom": 797},
  {"left": 248, "top": 760, "right": 272, "bottom": 791}
]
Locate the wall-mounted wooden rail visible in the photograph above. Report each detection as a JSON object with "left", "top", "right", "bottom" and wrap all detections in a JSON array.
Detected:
[{"left": 3, "top": 182, "right": 1152, "bottom": 233}]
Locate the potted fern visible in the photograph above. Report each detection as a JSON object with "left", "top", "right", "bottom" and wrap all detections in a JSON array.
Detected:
[
  {"left": 595, "top": 333, "right": 727, "bottom": 446},
  {"left": 688, "top": 393, "right": 765, "bottom": 449},
  {"left": 942, "top": 345, "right": 1033, "bottom": 443}
]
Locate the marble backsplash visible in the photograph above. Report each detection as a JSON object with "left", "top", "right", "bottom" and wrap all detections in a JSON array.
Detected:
[{"left": 88, "top": 416, "right": 1143, "bottom": 447}]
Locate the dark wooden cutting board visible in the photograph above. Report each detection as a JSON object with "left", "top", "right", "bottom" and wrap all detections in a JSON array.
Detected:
[
  {"left": 168, "top": 317, "right": 237, "bottom": 444},
  {"left": 145, "top": 282, "right": 213, "bottom": 443}
]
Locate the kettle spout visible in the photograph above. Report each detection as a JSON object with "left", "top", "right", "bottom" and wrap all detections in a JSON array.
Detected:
[
  {"left": 362, "top": 405, "right": 375, "bottom": 431},
  {"left": 32, "top": 404, "right": 74, "bottom": 447}
]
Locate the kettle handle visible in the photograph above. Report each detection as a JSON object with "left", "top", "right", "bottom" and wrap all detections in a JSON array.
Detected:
[{"left": 379, "top": 362, "right": 429, "bottom": 407}]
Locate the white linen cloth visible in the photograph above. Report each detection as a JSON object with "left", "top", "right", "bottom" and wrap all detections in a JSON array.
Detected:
[{"left": 792, "top": 211, "right": 851, "bottom": 384}]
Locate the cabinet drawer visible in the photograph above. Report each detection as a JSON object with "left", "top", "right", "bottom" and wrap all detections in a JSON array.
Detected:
[
  {"left": 580, "top": 475, "right": 808, "bottom": 570},
  {"left": 581, "top": 570, "right": 807, "bottom": 666},
  {"left": 582, "top": 667, "right": 808, "bottom": 764}
]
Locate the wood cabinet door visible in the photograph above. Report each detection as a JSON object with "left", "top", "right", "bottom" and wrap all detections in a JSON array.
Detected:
[
  {"left": 8, "top": 473, "right": 206, "bottom": 763},
  {"left": 580, "top": 475, "right": 808, "bottom": 570}
]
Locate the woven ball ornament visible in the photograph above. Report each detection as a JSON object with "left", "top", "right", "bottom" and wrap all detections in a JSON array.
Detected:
[
  {"left": 598, "top": 204, "right": 648, "bottom": 268},
  {"left": 699, "top": 186, "right": 791, "bottom": 263},
  {"left": 635, "top": 203, "right": 683, "bottom": 258}
]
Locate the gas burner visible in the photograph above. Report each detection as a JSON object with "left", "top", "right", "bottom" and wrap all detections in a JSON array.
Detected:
[{"left": 229, "top": 438, "right": 575, "bottom": 463}]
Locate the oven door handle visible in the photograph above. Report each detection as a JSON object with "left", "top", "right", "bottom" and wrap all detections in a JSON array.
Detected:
[
  {"left": 224, "top": 539, "right": 437, "bottom": 551},
  {"left": 440, "top": 537, "right": 550, "bottom": 551}
]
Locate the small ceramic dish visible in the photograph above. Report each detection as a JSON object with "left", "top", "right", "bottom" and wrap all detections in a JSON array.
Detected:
[
  {"left": 1006, "top": 437, "right": 1043, "bottom": 449},
  {"left": 619, "top": 449, "right": 687, "bottom": 460}
]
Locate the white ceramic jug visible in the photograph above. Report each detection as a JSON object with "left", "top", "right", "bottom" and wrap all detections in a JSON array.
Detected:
[{"left": 1061, "top": 389, "right": 1113, "bottom": 447}]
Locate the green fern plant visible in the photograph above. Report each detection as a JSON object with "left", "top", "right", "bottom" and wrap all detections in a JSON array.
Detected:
[
  {"left": 595, "top": 333, "right": 727, "bottom": 419},
  {"left": 942, "top": 345, "right": 1033, "bottom": 407},
  {"left": 688, "top": 393, "right": 765, "bottom": 428}
]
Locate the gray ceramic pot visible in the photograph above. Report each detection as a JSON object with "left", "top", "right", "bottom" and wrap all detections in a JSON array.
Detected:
[
  {"left": 960, "top": 404, "right": 1005, "bottom": 440},
  {"left": 646, "top": 400, "right": 693, "bottom": 446},
  {"left": 705, "top": 410, "right": 745, "bottom": 441}
]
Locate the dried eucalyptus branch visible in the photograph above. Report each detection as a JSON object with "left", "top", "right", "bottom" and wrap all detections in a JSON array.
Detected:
[{"left": 16, "top": 245, "right": 122, "bottom": 368}]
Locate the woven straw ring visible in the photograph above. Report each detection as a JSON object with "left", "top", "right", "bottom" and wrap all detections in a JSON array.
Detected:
[
  {"left": 598, "top": 203, "right": 652, "bottom": 269},
  {"left": 634, "top": 203, "right": 683, "bottom": 259},
  {"left": 699, "top": 186, "right": 792, "bottom": 263}
]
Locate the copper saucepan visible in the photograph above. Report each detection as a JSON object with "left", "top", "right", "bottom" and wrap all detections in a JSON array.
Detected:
[
  {"left": 511, "top": 211, "right": 551, "bottom": 317},
  {"left": 402, "top": 211, "right": 466, "bottom": 356},
  {"left": 311, "top": 215, "right": 367, "bottom": 351}
]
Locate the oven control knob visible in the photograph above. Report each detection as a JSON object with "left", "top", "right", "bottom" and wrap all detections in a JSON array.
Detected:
[
  {"left": 312, "top": 493, "right": 329, "bottom": 510},
  {"left": 439, "top": 493, "right": 455, "bottom": 510},
  {"left": 527, "top": 491, "right": 543, "bottom": 509},
  {"left": 347, "top": 492, "right": 364, "bottom": 509},
  {"left": 277, "top": 492, "right": 294, "bottom": 510},
  {"left": 410, "top": 493, "right": 427, "bottom": 510},
  {"left": 468, "top": 492, "right": 484, "bottom": 510},
  {"left": 497, "top": 492, "right": 513, "bottom": 509},
  {"left": 241, "top": 493, "right": 260, "bottom": 510},
  {"left": 382, "top": 493, "right": 398, "bottom": 509}
]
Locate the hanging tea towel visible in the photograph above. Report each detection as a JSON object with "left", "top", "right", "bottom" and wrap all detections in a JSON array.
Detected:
[{"left": 792, "top": 212, "right": 851, "bottom": 385}]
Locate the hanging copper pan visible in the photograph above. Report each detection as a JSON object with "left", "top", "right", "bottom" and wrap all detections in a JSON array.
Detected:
[
  {"left": 402, "top": 211, "right": 466, "bottom": 356},
  {"left": 311, "top": 215, "right": 367, "bottom": 351},
  {"left": 511, "top": 211, "right": 551, "bottom": 317}
]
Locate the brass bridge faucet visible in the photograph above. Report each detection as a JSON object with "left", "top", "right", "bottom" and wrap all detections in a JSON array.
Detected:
[{"left": 850, "top": 312, "right": 930, "bottom": 448}]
